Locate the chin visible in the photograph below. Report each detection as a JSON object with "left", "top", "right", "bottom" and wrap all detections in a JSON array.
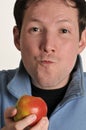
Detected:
[{"left": 36, "top": 78, "right": 57, "bottom": 89}]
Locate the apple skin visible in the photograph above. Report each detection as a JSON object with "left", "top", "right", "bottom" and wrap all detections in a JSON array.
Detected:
[{"left": 14, "top": 95, "right": 48, "bottom": 126}]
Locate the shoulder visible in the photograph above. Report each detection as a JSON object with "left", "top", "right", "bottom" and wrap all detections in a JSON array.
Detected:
[
  {"left": 84, "top": 72, "right": 86, "bottom": 80},
  {"left": 0, "top": 68, "right": 17, "bottom": 87},
  {"left": 84, "top": 72, "right": 86, "bottom": 77},
  {"left": 0, "top": 68, "right": 17, "bottom": 79},
  {"left": 83, "top": 72, "right": 86, "bottom": 85}
]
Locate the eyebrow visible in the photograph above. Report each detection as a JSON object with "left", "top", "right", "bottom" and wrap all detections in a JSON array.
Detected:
[
  {"left": 29, "top": 17, "right": 72, "bottom": 22},
  {"left": 56, "top": 19, "right": 74, "bottom": 24},
  {"left": 56, "top": 19, "right": 76, "bottom": 28},
  {"left": 28, "top": 17, "right": 75, "bottom": 27},
  {"left": 28, "top": 17, "right": 42, "bottom": 23}
]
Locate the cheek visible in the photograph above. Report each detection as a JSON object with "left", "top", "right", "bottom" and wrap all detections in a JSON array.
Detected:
[
  {"left": 20, "top": 38, "right": 38, "bottom": 57},
  {"left": 21, "top": 34, "right": 41, "bottom": 54},
  {"left": 20, "top": 41, "right": 40, "bottom": 73},
  {"left": 59, "top": 41, "right": 79, "bottom": 68},
  {"left": 63, "top": 40, "right": 79, "bottom": 56}
]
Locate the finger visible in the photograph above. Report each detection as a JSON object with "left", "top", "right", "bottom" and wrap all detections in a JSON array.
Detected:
[
  {"left": 5, "top": 107, "right": 17, "bottom": 118},
  {"left": 4, "top": 107, "right": 17, "bottom": 123},
  {"left": 14, "top": 114, "right": 37, "bottom": 130},
  {"left": 30, "top": 117, "right": 49, "bottom": 130}
]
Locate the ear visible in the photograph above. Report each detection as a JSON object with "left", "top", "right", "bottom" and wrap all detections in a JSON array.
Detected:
[
  {"left": 78, "top": 29, "right": 86, "bottom": 54},
  {"left": 13, "top": 26, "right": 21, "bottom": 51}
]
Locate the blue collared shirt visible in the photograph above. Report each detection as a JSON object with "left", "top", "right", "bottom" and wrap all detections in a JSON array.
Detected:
[{"left": 0, "top": 55, "right": 86, "bottom": 130}]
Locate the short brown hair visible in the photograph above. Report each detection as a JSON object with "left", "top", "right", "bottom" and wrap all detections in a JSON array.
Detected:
[{"left": 14, "top": 0, "right": 86, "bottom": 36}]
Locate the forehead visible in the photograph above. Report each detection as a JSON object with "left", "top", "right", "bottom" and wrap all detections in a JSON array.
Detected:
[
  {"left": 24, "top": 0, "right": 78, "bottom": 23},
  {"left": 26, "top": 0, "right": 76, "bottom": 9}
]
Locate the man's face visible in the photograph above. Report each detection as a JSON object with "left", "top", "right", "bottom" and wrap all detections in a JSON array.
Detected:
[{"left": 14, "top": 0, "right": 85, "bottom": 89}]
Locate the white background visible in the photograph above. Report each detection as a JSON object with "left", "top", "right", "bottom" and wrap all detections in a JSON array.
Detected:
[{"left": 0, "top": 0, "right": 86, "bottom": 71}]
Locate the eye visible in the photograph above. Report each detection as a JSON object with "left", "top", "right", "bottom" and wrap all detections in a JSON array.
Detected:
[
  {"left": 29, "top": 27, "right": 41, "bottom": 34},
  {"left": 28, "top": 26, "right": 43, "bottom": 35},
  {"left": 32, "top": 27, "right": 40, "bottom": 32},
  {"left": 61, "top": 28, "right": 69, "bottom": 34}
]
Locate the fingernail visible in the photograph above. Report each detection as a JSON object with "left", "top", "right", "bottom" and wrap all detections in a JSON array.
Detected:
[{"left": 30, "top": 114, "right": 37, "bottom": 120}]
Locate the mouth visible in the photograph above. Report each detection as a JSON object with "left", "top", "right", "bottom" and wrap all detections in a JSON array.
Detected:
[
  {"left": 40, "top": 60, "right": 54, "bottom": 64},
  {"left": 38, "top": 59, "right": 56, "bottom": 67},
  {"left": 36, "top": 55, "right": 57, "bottom": 66}
]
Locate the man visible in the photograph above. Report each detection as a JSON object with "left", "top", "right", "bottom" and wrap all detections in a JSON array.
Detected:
[{"left": 0, "top": 0, "right": 86, "bottom": 129}]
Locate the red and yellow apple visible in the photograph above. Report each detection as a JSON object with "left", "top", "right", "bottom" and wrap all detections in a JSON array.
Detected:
[{"left": 14, "top": 95, "right": 48, "bottom": 126}]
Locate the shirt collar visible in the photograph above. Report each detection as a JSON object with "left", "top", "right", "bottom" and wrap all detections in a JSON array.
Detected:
[
  {"left": 61, "top": 55, "right": 85, "bottom": 105},
  {"left": 7, "top": 61, "right": 32, "bottom": 99},
  {"left": 7, "top": 55, "right": 85, "bottom": 100}
]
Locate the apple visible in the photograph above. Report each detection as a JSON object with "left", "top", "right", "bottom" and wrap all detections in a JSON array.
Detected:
[{"left": 14, "top": 95, "right": 48, "bottom": 126}]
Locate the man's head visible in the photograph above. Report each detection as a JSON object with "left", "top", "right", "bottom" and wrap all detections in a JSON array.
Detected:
[
  {"left": 14, "top": 0, "right": 86, "bottom": 37},
  {"left": 13, "top": 0, "right": 86, "bottom": 89}
]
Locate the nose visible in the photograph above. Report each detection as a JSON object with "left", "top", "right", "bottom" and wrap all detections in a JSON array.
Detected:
[{"left": 40, "top": 32, "right": 56, "bottom": 54}]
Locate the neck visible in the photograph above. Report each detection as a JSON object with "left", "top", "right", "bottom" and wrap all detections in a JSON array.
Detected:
[{"left": 31, "top": 75, "right": 70, "bottom": 90}]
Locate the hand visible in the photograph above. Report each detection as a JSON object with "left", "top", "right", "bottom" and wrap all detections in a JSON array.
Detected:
[
  {"left": 27, "top": 117, "right": 49, "bottom": 130},
  {"left": 1, "top": 107, "right": 49, "bottom": 130}
]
